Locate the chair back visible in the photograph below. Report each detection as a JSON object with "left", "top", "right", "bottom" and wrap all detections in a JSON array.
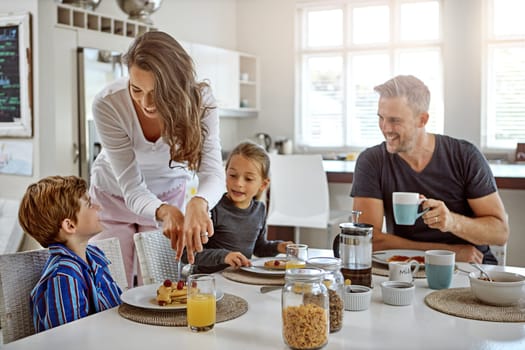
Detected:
[
  {"left": 90, "top": 237, "right": 129, "bottom": 291},
  {"left": 134, "top": 230, "right": 177, "bottom": 285},
  {"left": 266, "top": 154, "right": 329, "bottom": 229},
  {"left": 0, "top": 249, "right": 49, "bottom": 344},
  {"left": 0, "top": 198, "right": 24, "bottom": 254}
]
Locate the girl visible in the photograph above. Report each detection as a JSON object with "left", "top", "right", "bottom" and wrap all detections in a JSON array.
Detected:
[{"left": 186, "top": 141, "right": 292, "bottom": 273}]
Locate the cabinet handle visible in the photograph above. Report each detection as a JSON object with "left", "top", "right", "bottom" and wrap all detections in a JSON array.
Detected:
[{"left": 73, "top": 143, "right": 79, "bottom": 163}]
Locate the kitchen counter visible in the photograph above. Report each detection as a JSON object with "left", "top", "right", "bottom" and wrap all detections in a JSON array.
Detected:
[{"left": 323, "top": 160, "right": 525, "bottom": 190}]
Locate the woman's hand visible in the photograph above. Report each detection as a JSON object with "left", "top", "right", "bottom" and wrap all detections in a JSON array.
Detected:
[
  {"left": 181, "top": 196, "right": 213, "bottom": 263},
  {"left": 225, "top": 252, "right": 251, "bottom": 268},
  {"left": 156, "top": 204, "right": 185, "bottom": 250}
]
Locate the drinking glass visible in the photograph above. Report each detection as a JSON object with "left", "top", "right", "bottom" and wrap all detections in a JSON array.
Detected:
[
  {"left": 286, "top": 243, "right": 308, "bottom": 269},
  {"left": 187, "top": 274, "right": 216, "bottom": 332}
]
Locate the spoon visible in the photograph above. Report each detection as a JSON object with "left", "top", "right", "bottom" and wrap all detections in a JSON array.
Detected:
[
  {"left": 181, "top": 263, "right": 194, "bottom": 280},
  {"left": 470, "top": 262, "right": 493, "bottom": 282}
]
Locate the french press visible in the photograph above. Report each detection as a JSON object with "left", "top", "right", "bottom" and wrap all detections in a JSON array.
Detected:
[{"left": 332, "top": 210, "right": 373, "bottom": 287}]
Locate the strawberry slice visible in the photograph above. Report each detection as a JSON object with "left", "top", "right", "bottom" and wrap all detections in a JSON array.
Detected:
[
  {"left": 163, "top": 279, "right": 172, "bottom": 287},
  {"left": 176, "top": 280, "right": 185, "bottom": 290}
]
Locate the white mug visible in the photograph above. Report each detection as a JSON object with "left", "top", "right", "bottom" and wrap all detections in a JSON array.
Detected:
[
  {"left": 388, "top": 260, "right": 420, "bottom": 283},
  {"left": 392, "top": 192, "right": 429, "bottom": 225}
]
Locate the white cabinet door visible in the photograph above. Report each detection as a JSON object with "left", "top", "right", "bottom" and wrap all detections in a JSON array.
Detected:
[
  {"left": 191, "top": 43, "right": 239, "bottom": 109},
  {"left": 214, "top": 48, "right": 239, "bottom": 109}
]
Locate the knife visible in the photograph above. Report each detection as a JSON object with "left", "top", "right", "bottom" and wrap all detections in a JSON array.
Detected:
[
  {"left": 176, "top": 258, "right": 182, "bottom": 281},
  {"left": 260, "top": 286, "right": 282, "bottom": 293}
]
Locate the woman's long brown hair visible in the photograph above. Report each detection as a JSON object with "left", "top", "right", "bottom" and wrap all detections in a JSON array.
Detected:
[{"left": 123, "top": 31, "right": 213, "bottom": 170}]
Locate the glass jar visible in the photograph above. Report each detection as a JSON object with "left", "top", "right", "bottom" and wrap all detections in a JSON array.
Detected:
[
  {"left": 282, "top": 268, "right": 329, "bottom": 350},
  {"left": 307, "top": 257, "right": 344, "bottom": 333}
]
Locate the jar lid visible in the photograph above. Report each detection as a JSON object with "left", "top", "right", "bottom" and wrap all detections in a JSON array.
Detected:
[
  {"left": 306, "top": 257, "right": 341, "bottom": 271},
  {"left": 285, "top": 267, "right": 324, "bottom": 281},
  {"left": 339, "top": 222, "right": 373, "bottom": 236}
]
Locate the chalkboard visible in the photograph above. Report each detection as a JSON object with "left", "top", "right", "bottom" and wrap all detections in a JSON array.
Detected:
[
  {"left": 0, "top": 25, "right": 21, "bottom": 123},
  {"left": 0, "top": 12, "right": 32, "bottom": 137}
]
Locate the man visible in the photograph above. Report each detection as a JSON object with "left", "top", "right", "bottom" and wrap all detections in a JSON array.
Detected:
[{"left": 351, "top": 75, "right": 508, "bottom": 264}]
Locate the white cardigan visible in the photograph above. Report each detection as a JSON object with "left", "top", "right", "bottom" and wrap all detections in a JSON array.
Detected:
[{"left": 90, "top": 77, "right": 225, "bottom": 221}]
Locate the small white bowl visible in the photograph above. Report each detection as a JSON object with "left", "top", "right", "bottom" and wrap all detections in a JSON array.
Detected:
[
  {"left": 468, "top": 271, "right": 525, "bottom": 306},
  {"left": 343, "top": 285, "right": 372, "bottom": 311},
  {"left": 380, "top": 281, "right": 415, "bottom": 306}
]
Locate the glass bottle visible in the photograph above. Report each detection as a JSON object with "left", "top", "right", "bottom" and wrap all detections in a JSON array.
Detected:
[
  {"left": 282, "top": 268, "right": 329, "bottom": 350},
  {"left": 306, "top": 257, "right": 344, "bottom": 333}
]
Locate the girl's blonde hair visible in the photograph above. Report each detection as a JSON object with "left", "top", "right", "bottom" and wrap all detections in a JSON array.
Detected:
[{"left": 123, "top": 31, "right": 214, "bottom": 171}]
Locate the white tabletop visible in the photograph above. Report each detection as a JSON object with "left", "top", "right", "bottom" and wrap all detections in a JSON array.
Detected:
[{"left": 4, "top": 249, "right": 525, "bottom": 350}]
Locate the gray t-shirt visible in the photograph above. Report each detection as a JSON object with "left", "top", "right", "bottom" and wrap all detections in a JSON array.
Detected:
[
  {"left": 184, "top": 194, "right": 282, "bottom": 273},
  {"left": 350, "top": 134, "right": 498, "bottom": 264}
]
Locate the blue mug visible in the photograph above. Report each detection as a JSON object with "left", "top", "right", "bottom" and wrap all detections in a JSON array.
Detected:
[
  {"left": 425, "top": 250, "right": 455, "bottom": 290},
  {"left": 393, "top": 192, "right": 429, "bottom": 225}
]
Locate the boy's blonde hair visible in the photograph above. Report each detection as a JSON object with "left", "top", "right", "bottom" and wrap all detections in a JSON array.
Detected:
[{"left": 18, "top": 176, "right": 87, "bottom": 248}]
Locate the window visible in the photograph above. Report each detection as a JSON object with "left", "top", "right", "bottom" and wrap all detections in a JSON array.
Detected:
[
  {"left": 297, "top": 0, "right": 443, "bottom": 149},
  {"left": 484, "top": 0, "right": 525, "bottom": 149}
]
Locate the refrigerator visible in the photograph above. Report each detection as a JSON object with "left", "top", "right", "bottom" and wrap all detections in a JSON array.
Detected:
[{"left": 77, "top": 47, "right": 127, "bottom": 184}]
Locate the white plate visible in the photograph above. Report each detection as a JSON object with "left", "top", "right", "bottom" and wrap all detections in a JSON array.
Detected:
[
  {"left": 372, "top": 249, "right": 426, "bottom": 266},
  {"left": 240, "top": 257, "right": 286, "bottom": 276},
  {"left": 121, "top": 284, "right": 224, "bottom": 310}
]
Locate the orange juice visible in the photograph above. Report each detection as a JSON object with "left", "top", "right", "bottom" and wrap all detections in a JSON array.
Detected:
[
  {"left": 286, "top": 260, "right": 306, "bottom": 269},
  {"left": 187, "top": 293, "right": 216, "bottom": 329}
]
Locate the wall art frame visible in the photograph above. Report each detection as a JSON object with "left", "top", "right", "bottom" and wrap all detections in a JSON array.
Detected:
[{"left": 0, "top": 12, "right": 32, "bottom": 138}]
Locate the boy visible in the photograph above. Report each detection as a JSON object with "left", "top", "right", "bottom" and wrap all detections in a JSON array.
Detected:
[{"left": 18, "top": 176, "right": 122, "bottom": 332}]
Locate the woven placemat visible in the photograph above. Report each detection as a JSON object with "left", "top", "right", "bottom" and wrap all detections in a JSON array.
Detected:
[
  {"left": 425, "top": 288, "right": 525, "bottom": 322},
  {"left": 372, "top": 262, "right": 426, "bottom": 279},
  {"left": 221, "top": 268, "right": 285, "bottom": 285},
  {"left": 118, "top": 293, "right": 248, "bottom": 326}
]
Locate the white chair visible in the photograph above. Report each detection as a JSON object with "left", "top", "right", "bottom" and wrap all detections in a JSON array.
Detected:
[
  {"left": 489, "top": 212, "right": 510, "bottom": 266},
  {"left": 266, "top": 154, "right": 349, "bottom": 247},
  {"left": 0, "top": 198, "right": 24, "bottom": 255},
  {"left": 0, "top": 238, "right": 127, "bottom": 345},
  {"left": 0, "top": 248, "right": 50, "bottom": 344},
  {"left": 133, "top": 230, "right": 178, "bottom": 285},
  {"left": 490, "top": 243, "right": 507, "bottom": 266},
  {"left": 90, "top": 237, "right": 129, "bottom": 291}
]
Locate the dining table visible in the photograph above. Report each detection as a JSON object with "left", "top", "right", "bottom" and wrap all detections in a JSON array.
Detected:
[{"left": 3, "top": 249, "right": 524, "bottom": 350}]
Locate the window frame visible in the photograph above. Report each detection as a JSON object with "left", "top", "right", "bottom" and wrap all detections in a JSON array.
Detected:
[
  {"left": 482, "top": 0, "right": 525, "bottom": 151},
  {"left": 296, "top": 0, "right": 444, "bottom": 152}
]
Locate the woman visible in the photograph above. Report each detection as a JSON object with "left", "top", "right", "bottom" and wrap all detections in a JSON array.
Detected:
[{"left": 89, "top": 31, "right": 225, "bottom": 288}]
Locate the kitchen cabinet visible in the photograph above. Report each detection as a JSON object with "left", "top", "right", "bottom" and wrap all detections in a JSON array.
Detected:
[
  {"left": 190, "top": 43, "right": 259, "bottom": 117},
  {"left": 191, "top": 43, "right": 239, "bottom": 110},
  {"left": 239, "top": 53, "right": 259, "bottom": 112}
]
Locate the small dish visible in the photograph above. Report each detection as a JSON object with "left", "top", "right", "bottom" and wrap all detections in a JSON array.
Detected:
[
  {"left": 343, "top": 285, "right": 372, "bottom": 311},
  {"left": 468, "top": 271, "right": 525, "bottom": 306},
  {"left": 380, "top": 281, "right": 415, "bottom": 306}
]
